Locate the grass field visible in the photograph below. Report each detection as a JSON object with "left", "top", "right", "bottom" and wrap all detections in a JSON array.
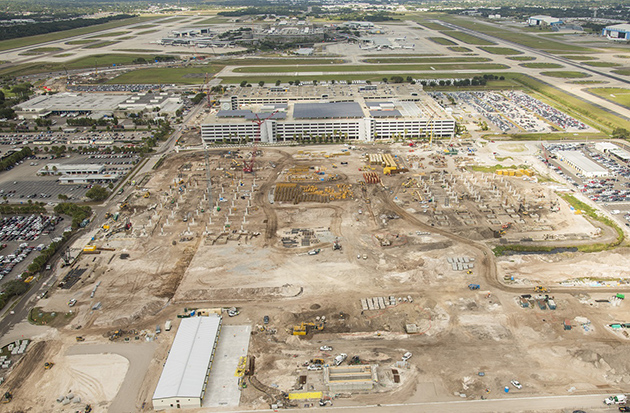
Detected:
[
  {"left": 416, "top": 21, "right": 451, "bottom": 31},
  {"left": 588, "top": 88, "right": 630, "bottom": 108},
  {"left": 362, "top": 57, "right": 489, "bottom": 63},
  {"left": 613, "top": 69, "right": 630, "bottom": 76},
  {"left": 117, "top": 36, "right": 136, "bottom": 40},
  {"left": 507, "top": 56, "right": 536, "bottom": 61},
  {"left": 108, "top": 65, "right": 225, "bottom": 84},
  {"left": 583, "top": 61, "right": 622, "bottom": 67},
  {"left": 479, "top": 46, "right": 523, "bottom": 55},
  {"left": 232, "top": 62, "right": 508, "bottom": 73},
  {"left": 439, "top": 30, "right": 495, "bottom": 45},
  {"left": 131, "top": 24, "right": 157, "bottom": 29},
  {"left": 83, "top": 41, "right": 119, "bottom": 49},
  {"left": 541, "top": 71, "right": 590, "bottom": 78},
  {"left": 137, "top": 29, "right": 159, "bottom": 35},
  {"left": 561, "top": 55, "right": 598, "bottom": 61},
  {"left": 222, "top": 58, "right": 346, "bottom": 65},
  {"left": 428, "top": 37, "right": 457, "bottom": 45},
  {"left": 569, "top": 80, "right": 606, "bottom": 84},
  {"left": 0, "top": 15, "right": 157, "bottom": 52},
  {"left": 114, "top": 49, "right": 163, "bottom": 53},
  {"left": 447, "top": 46, "right": 472, "bottom": 52},
  {"left": 52, "top": 53, "right": 74, "bottom": 58},
  {"left": 0, "top": 53, "right": 167, "bottom": 76},
  {"left": 195, "top": 16, "right": 231, "bottom": 24},
  {"left": 88, "top": 31, "right": 130, "bottom": 38},
  {"left": 65, "top": 39, "right": 99, "bottom": 45},
  {"left": 520, "top": 63, "right": 563, "bottom": 69},
  {"left": 435, "top": 14, "right": 593, "bottom": 53},
  {"left": 614, "top": 55, "right": 630, "bottom": 59}
]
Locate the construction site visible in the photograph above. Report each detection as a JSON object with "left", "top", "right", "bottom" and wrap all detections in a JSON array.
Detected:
[{"left": 3, "top": 138, "right": 630, "bottom": 412}]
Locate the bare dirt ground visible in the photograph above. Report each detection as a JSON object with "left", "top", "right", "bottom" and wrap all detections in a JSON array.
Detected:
[{"left": 5, "top": 142, "right": 630, "bottom": 412}]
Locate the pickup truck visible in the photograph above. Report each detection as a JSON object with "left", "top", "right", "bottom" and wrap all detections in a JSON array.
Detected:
[{"left": 604, "top": 395, "right": 627, "bottom": 405}]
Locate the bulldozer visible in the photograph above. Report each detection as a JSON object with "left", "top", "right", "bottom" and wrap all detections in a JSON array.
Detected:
[
  {"left": 534, "top": 285, "right": 549, "bottom": 293},
  {"left": 76, "top": 336, "right": 85, "bottom": 342},
  {"left": 292, "top": 322, "right": 325, "bottom": 336},
  {"left": 44, "top": 362, "right": 55, "bottom": 369}
]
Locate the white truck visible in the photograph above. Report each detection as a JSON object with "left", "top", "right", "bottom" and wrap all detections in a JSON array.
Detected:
[
  {"left": 165, "top": 320, "right": 172, "bottom": 331},
  {"left": 334, "top": 353, "right": 347, "bottom": 366},
  {"left": 604, "top": 394, "right": 627, "bottom": 405}
]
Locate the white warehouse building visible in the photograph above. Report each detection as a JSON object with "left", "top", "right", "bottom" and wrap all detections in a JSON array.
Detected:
[
  {"left": 557, "top": 150, "right": 609, "bottom": 177},
  {"left": 201, "top": 84, "right": 455, "bottom": 144},
  {"left": 152, "top": 315, "right": 222, "bottom": 410}
]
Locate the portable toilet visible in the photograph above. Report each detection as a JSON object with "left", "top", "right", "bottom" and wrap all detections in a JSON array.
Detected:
[{"left": 504, "top": 386, "right": 509, "bottom": 393}]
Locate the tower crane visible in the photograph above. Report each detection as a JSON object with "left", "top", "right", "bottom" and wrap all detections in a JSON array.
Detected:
[{"left": 243, "top": 110, "right": 278, "bottom": 174}]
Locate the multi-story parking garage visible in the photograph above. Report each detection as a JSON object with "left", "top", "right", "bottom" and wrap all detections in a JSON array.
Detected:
[{"left": 200, "top": 84, "right": 455, "bottom": 144}]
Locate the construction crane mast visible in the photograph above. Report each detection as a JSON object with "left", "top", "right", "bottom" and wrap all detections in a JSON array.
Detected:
[
  {"left": 243, "top": 111, "right": 278, "bottom": 174},
  {"left": 204, "top": 145, "right": 213, "bottom": 211}
]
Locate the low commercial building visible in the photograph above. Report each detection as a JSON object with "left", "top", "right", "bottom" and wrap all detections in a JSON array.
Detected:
[
  {"left": 557, "top": 150, "right": 609, "bottom": 177},
  {"left": 38, "top": 163, "right": 105, "bottom": 176},
  {"left": 594, "top": 142, "right": 630, "bottom": 162},
  {"left": 14, "top": 92, "right": 183, "bottom": 119},
  {"left": 58, "top": 174, "right": 119, "bottom": 184},
  {"left": 324, "top": 365, "right": 378, "bottom": 392},
  {"left": 527, "top": 15, "right": 563, "bottom": 27},
  {"left": 153, "top": 315, "right": 222, "bottom": 410},
  {"left": 602, "top": 23, "right": 630, "bottom": 41},
  {"left": 201, "top": 84, "right": 455, "bottom": 144}
]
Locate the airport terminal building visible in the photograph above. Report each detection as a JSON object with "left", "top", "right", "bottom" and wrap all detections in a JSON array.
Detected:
[{"left": 201, "top": 84, "right": 456, "bottom": 144}]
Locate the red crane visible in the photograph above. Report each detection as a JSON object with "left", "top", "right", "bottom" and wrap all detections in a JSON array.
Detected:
[{"left": 243, "top": 110, "right": 278, "bottom": 174}]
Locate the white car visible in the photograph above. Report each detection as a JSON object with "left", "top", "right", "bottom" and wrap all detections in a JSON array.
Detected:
[
  {"left": 511, "top": 380, "right": 522, "bottom": 389},
  {"left": 402, "top": 352, "right": 413, "bottom": 361},
  {"left": 307, "top": 365, "right": 322, "bottom": 371},
  {"left": 68, "top": 299, "right": 77, "bottom": 307},
  {"left": 320, "top": 346, "right": 333, "bottom": 351}
]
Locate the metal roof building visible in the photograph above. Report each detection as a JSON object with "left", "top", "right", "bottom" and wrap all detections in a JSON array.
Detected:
[
  {"left": 153, "top": 315, "right": 222, "bottom": 410},
  {"left": 557, "top": 150, "right": 609, "bottom": 177},
  {"left": 602, "top": 23, "right": 630, "bottom": 41}
]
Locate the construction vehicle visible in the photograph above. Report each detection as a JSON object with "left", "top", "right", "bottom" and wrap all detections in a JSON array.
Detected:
[
  {"left": 44, "top": 362, "right": 55, "bottom": 369},
  {"left": 332, "top": 239, "right": 342, "bottom": 251},
  {"left": 534, "top": 285, "right": 549, "bottom": 293},
  {"left": 1, "top": 391, "right": 12, "bottom": 403},
  {"left": 292, "top": 322, "right": 325, "bottom": 336},
  {"left": 119, "top": 202, "right": 129, "bottom": 210},
  {"left": 334, "top": 353, "right": 347, "bottom": 366},
  {"left": 143, "top": 191, "right": 150, "bottom": 198},
  {"left": 468, "top": 284, "right": 480, "bottom": 290},
  {"left": 604, "top": 394, "right": 627, "bottom": 405},
  {"left": 104, "top": 212, "right": 112, "bottom": 219},
  {"left": 349, "top": 355, "right": 361, "bottom": 365},
  {"left": 310, "top": 358, "right": 324, "bottom": 366},
  {"left": 76, "top": 336, "right": 85, "bottom": 342}
]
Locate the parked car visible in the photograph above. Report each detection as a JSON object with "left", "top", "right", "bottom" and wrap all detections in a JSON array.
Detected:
[
  {"left": 319, "top": 346, "right": 333, "bottom": 351},
  {"left": 511, "top": 380, "right": 522, "bottom": 389}
]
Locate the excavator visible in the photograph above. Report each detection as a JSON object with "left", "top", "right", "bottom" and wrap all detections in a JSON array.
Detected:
[
  {"left": 534, "top": 285, "right": 549, "bottom": 293},
  {"left": 292, "top": 322, "right": 325, "bottom": 336},
  {"left": 1, "top": 391, "right": 12, "bottom": 403}
]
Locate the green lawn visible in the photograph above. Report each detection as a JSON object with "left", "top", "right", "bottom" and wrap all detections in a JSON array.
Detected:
[
  {"left": 232, "top": 63, "right": 509, "bottom": 73},
  {"left": 108, "top": 65, "right": 224, "bottom": 84},
  {"left": 0, "top": 53, "right": 170, "bottom": 76},
  {"left": 439, "top": 30, "right": 495, "bottom": 45},
  {"left": 137, "top": 29, "right": 159, "bottom": 35},
  {"left": 507, "top": 56, "right": 536, "bottom": 61},
  {"left": 541, "top": 71, "right": 590, "bottom": 78},
  {"left": 583, "top": 61, "right": 622, "bottom": 67},
  {"left": 569, "top": 80, "right": 607, "bottom": 84},
  {"left": 561, "top": 55, "right": 598, "bottom": 61},
  {"left": 88, "top": 31, "right": 131, "bottom": 38},
  {"left": 479, "top": 46, "right": 523, "bottom": 55},
  {"left": 362, "top": 57, "right": 489, "bottom": 64},
  {"left": 447, "top": 46, "right": 472, "bottom": 52},
  {"left": 132, "top": 24, "right": 157, "bottom": 29},
  {"left": 520, "top": 63, "right": 563, "bottom": 69},
  {"left": 428, "top": 37, "right": 457, "bottom": 45},
  {"left": 83, "top": 41, "right": 120, "bottom": 49},
  {"left": 0, "top": 15, "right": 157, "bottom": 52},
  {"left": 65, "top": 39, "right": 99, "bottom": 45},
  {"left": 435, "top": 14, "right": 593, "bottom": 53},
  {"left": 588, "top": 88, "right": 630, "bottom": 107},
  {"left": 416, "top": 21, "right": 451, "bottom": 31},
  {"left": 613, "top": 69, "right": 630, "bottom": 76}
]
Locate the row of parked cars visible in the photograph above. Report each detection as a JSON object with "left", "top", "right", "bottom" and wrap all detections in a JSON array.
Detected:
[{"left": 0, "top": 215, "right": 61, "bottom": 242}]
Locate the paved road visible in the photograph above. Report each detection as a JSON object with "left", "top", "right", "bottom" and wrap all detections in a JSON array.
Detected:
[{"left": 228, "top": 393, "right": 611, "bottom": 412}]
